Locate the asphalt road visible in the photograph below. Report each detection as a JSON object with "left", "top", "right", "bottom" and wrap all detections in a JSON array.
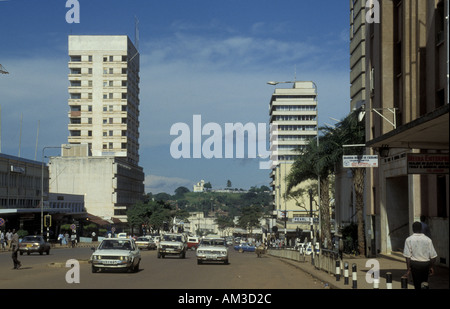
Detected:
[{"left": 0, "top": 246, "right": 328, "bottom": 290}]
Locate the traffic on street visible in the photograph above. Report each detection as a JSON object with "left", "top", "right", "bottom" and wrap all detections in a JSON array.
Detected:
[{"left": 0, "top": 241, "right": 328, "bottom": 290}]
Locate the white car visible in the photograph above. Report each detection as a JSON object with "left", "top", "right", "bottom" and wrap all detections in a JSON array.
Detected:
[
  {"left": 196, "top": 238, "right": 229, "bottom": 265},
  {"left": 157, "top": 233, "right": 187, "bottom": 259},
  {"left": 90, "top": 238, "right": 141, "bottom": 273}
]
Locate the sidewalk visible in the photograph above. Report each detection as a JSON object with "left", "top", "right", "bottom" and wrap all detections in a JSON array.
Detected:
[{"left": 269, "top": 251, "right": 449, "bottom": 289}]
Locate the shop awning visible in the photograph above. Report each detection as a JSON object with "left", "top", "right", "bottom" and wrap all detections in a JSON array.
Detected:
[{"left": 366, "top": 105, "right": 449, "bottom": 150}]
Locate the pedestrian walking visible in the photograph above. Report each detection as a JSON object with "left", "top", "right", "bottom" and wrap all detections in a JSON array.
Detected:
[
  {"left": 6, "top": 229, "right": 12, "bottom": 251},
  {"left": 58, "top": 233, "right": 64, "bottom": 246},
  {"left": 64, "top": 232, "right": 69, "bottom": 246},
  {"left": 10, "top": 229, "right": 21, "bottom": 270},
  {"left": 403, "top": 221, "right": 437, "bottom": 289},
  {"left": 0, "top": 230, "right": 5, "bottom": 250}
]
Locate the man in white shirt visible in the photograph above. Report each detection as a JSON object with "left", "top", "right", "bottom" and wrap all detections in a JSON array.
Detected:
[{"left": 403, "top": 221, "right": 437, "bottom": 289}]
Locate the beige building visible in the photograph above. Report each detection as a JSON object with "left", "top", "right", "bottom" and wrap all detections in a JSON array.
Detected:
[
  {"left": 49, "top": 35, "right": 144, "bottom": 223},
  {"left": 67, "top": 35, "right": 140, "bottom": 165},
  {"left": 363, "top": 0, "right": 449, "bottom": 265},
  {"left": 268, "top": 81, "right": 319, "bottom": 240},
  {"left": 49, "top": 155, "right": 143, "bottom": 220}
]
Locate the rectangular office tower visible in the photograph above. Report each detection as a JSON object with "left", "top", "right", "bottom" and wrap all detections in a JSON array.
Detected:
[
  {"left": 269, "top": 81, "right": 318, "bottom": 238},
  {"left": 49, "top": 35, "right": 144, "bottom": 223},
  {"left": 67, "top": 35, "right": 140, "bottom": 165}
]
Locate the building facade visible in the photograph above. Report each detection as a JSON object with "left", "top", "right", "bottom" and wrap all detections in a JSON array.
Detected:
[
  {"left": 269, "top": 81, "right": 319, "bottom": 240},
  {"left": 363, "top": 0, "right": 449, "bottom": 265},
  {"left": 67, "top": 35, "right": 140, "bottom": 165},
  {"left": 49, "top": 35, "right": 145, "bottom": 224}
]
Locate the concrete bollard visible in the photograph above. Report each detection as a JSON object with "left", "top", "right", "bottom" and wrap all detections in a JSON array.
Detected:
[
  {"left": 335, "top": 260, "right": 341, "bottom": 281},
  {"left": 352, "top": 263, "right": 357, "bottom": 289},
  {"left": 344, "top": 262, "right": 349, "bottom": 285},
  {"left": 401, "top": 276, "right": 408, "bottom": 289},
  {"left": 386, "top": 272, "right": 392, "bottom": 289}
]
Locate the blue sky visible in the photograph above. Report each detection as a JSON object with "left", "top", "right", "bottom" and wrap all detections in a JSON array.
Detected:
[{"left": 0, "top": 0, "right": 351, "bottom": 194}]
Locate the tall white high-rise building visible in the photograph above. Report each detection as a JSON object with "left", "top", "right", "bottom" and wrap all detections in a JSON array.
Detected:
[
  {"left": 269, "top": 81, "right": 318, "bottom": 239},
  {"left": 49, "top": 35, "right": 144, "bottom": 223},
  {"left": 67, "top": 35, "right": 140, "bottom": 165}
]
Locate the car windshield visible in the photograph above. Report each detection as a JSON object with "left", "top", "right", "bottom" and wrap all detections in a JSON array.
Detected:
[
  {"left": 22, "top": 236, "right": 42, "bottom": 242},
  {"left": 201, "top": 239, "right": 225, "bottom": 246},
  {"left": 163, "top": 235, "right": 182, "bottom": 242},
  {"left": 99, "top": 239, "right": 132, "bottom": 250}
]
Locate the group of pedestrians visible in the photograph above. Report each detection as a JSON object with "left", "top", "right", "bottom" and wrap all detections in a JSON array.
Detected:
[{"left": 1, "top": 229, "right": 12, "bottom": 251}]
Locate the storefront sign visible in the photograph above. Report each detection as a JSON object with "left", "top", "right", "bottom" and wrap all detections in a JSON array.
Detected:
[{"left": 407, "top": 154, "right": 449, "bottom": 174}]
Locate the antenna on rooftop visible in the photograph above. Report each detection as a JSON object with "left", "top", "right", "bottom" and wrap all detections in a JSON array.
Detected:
[{"left": 134, "top": 16, "right": 140, "bottom": 51}]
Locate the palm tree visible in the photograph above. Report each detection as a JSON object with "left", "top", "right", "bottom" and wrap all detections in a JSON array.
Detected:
[
  {"left": 325, "top": 109, "right": 366, "bottom": 255},
  {"left": 287, "top": 134, "right": 337, "bottom": 249},
  {"left": 287, "top": 108, "right": 366, "bottom": 254}
]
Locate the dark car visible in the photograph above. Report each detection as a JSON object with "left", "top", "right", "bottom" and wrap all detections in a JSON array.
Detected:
[{"left": 19, "top": 235, "right": 51, "bottom": 255}]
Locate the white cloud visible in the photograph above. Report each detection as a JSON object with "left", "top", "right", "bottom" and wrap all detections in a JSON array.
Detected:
[{"left": 145, "top": 174, "right": 194, "bottom": 195}]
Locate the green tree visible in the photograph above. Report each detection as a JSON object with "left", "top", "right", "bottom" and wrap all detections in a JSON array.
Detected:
[
  {"left": 238, "top": 205, "right": 263, "bottom": 237},
  {"left": 287, "top": 134, "right": 336, "bottom": 249},
  {"left": 324, "top": 109, "right": 366, "bottom": 255}
]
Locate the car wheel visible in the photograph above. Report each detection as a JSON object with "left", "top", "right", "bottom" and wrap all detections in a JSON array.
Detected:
[
  {"left": 224, "top": 259, "right": 229, "bottom": 265},
  {"left": 157, "top": 251, "right": 161, "bottom": 258},
  {"left": 133, "top": 260, "right": 140, "bottom": 272},
  {"left": 91, "top": 265, "right": 98, "bottom": 273},
  {"left": 19, "top": 252, "right": 23, "bottom": 256},
  {"left": 46, "top": 250, "right": 50, "bottom": 255},
  {"left": 197, "top": 260, "right": 202, "bottom": 265},
  {"left": 27, "top": 252, "right": 30, "bottom": 255}
]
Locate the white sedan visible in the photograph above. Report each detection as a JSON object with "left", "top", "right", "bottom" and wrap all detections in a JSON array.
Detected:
[
  {"left": 196, "top": 238, "right": 229, "bottom": 265},
  {"left": 90, "top": 238, "right": 141, "bottom": 273}
]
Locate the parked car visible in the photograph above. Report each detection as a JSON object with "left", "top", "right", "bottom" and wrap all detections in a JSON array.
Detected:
[
  {"left": 19, "top": 235, "right": 51, "bottom": 255},
  {"left": 187, "top": 236, "right": 200, "bottom": 250},
  {"left": 196, "top": 237, "right": 229, "bottom": 265},
  {"left": 135, "top": 236, "right": 156, "bottom": 250},
  {"left": 90, "top": 238, "right": 141, "bottom": 273},
  {"left": 233, "top": 243, "right": 256, "bottom": 252}
]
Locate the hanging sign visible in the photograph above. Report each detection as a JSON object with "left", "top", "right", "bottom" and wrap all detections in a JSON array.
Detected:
[{"left": 343, "top": 155, "right": 378, "bottom": 168}]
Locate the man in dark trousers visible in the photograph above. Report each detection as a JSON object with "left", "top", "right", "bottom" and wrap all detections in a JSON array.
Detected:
[
  {"left": 11, "top": 229, "right": 22, "bottom": 270},
  {"left": 403, "top": 221, "right": 437, "bottom": 289}
]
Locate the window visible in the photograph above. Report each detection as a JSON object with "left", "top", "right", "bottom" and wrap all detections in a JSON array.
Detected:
[
  {"left": 70, "top": 68, "right": 81, "bottom": 74},
  {"left": 70, "top": 55, "right": 81, "bottom": 62}
]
